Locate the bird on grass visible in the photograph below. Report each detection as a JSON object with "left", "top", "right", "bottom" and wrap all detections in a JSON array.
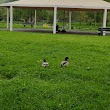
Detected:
[
  {"left": 61, "top": 57, "right": 69, "bottom": 67},
  {"left": 42, "top": 59, "right": 49, "bottom": 68}
]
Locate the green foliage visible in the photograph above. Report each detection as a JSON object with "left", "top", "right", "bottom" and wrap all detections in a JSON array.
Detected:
[
  {"left": 0, "top": 31, "right": 110, "bottom": 110},
  {"left": 0, "top": 0, "right": 16, "bottom": 3},
  {"left": 104, "top": 0, "right": 110, "bottom": 2},
  {"left": 0, "top": 0, "right": 6, "bottom": 3}
]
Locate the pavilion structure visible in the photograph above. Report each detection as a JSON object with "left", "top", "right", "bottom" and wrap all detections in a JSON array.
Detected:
[{"left": 0, "top": 0, "right": 110, "bottom": 34}]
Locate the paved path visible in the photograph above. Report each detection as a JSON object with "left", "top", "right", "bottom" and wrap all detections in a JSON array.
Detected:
[{"left": 0, "top": 28, "right": 98, "bottom": 35}]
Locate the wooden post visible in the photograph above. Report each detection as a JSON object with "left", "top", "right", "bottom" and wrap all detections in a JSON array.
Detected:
[
  {"left": 10, "top": 6, "right": 13, "bottom": 31},
  {"left": 34, "top": 10, "right": 37, "bottom": 29},
  {"left": 69, "top": 11, "right": 72, "bottom": 30},
  {"left": 103, "top": 9, "right": 107, "bottom": 35},
  {"left": 7, "top": 8, "right": 9, "bottom": 29},
  {"left": 53, "top": 7, "right": 57, "bottom": 34}
]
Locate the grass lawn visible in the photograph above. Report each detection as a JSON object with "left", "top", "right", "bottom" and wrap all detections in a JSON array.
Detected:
[
  {"left": 0, "top": 31, "right": 110, "bottom": 110},
  {"left": 0, "top": 21, "right": 100, "bottom": 31}
]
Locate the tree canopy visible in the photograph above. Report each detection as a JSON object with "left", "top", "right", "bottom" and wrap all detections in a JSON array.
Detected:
[
  {"left": 0, "top": 0, "right": 16, "bottom": 3},
  {"left": 104, "top": 0, "right": 110, "bottom": 2}
]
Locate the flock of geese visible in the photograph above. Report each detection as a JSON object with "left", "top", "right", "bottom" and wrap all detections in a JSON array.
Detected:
[{"left": 41, "top": 57, "right": 69, "bottom": 68}]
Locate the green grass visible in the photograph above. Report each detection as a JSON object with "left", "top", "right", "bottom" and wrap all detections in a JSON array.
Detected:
[
  {"left": 0, "top": 31, "right": 110, "bottom": 110},
  {"left": 0, "top": 21, "right": 102, "bottom": 31},
  {"left": 0, "top": 22, "right": 52, "bottom": 29}
]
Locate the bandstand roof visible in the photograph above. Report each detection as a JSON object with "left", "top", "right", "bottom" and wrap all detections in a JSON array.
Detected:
[{"left": 0, "top": 0, "right": 110, "bottom": 10}]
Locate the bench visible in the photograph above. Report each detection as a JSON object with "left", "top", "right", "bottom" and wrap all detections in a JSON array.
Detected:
[
  {"left": 22, "top": 22, "right": 34, "bottom": 27},
  {"left": 98, "top": 27, "right": 110, "bottom": 36}
]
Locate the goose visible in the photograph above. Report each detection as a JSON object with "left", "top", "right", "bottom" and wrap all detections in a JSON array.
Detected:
[
  {"left": 61, "top": 57, "right": 69, "bottom": 67},
  {"left": 42, "top": 59, "right": 49, "bottom": 67}
]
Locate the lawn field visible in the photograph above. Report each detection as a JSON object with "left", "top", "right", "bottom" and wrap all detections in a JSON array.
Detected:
[{"left": 0, "top": 31, "right": 110, "bottom": 110}]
